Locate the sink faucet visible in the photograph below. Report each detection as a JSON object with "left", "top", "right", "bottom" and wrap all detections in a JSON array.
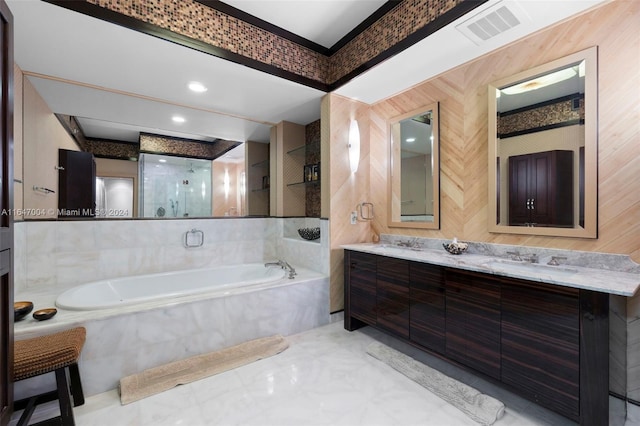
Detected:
[
  {"left": 397, "top": 238, "right": 421, "bottom": 249},
  {"left": 264, "top": 259, "right": 297, "bottom": 279},
  {"left": 547, "top": 256, "right": 567, "bottom": 266},
  {"left": 522, "top": 253, "right": 539, "bottom": 263},
  {"left": 506, "top": 251, "right": 522, "bottom": 261}
]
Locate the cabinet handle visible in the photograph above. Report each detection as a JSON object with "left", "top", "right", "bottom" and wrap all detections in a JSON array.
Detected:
[
  {"left": 531, "top": 198, "right": 535, "bottom": 210},
  {"left": 526, "top": 199, "right": 531, "bottom": 209}
]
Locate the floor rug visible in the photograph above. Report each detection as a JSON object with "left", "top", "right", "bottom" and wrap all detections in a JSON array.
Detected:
[
  {"left": 119, "top": 335, "right": 289, "bottom": 405},
  {"left": 366, "top": 341, "right": 505, "bottom": 425}
]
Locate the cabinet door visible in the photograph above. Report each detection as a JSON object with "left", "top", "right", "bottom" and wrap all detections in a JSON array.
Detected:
[
  {"left": 409, "top": 262, "right": 445, "bottom": 354},
  {"left": 508, "top": 154, "right": 531, "bottom": 225},
  {"left": 345, "top": 251, "right": 377, "bottom": 327},
  {"left": 445, "top": 270, "right": 501, "bottom": 379},
  {"left": 376, "top": 257, "right": 409, "bottom": 339},
  {"left": 58, "top": 149, "right": 96, "bottom": 217},
  {"left": 501, "top": 279, "right": 580, "bottom": 421},
  {"left": 509, "top": 150, "right": 573, "bottom": 227}
]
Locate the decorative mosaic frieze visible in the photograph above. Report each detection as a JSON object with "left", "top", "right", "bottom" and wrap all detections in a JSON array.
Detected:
[
  {"left": 498, "top": 97, "right": 584, "bottom": 138},
  {"left": 64, "top": 0, "right": 473, "bottom": 88},
  {"left": 328, "top": 0, "right": 463, "bottom": 83},
  {"left": 139, "top": 133, "right": 240, "bottom": 160},
  {"left": 85, "top": 139, "right": 140, "bottom": 160},
  {"left": 85, "top": 0, "right": 329, "bottom": 84}
]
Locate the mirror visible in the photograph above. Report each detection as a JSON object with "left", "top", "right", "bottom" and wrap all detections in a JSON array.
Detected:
[
  {"left": 388, "top": 102, "right": 440, "bottom": 229},
  {"left": 488, "top": 46, "right": 597, "bottom": 238}
]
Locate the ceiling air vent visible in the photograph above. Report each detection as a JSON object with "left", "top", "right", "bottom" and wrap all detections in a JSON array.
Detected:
[{"left": 456, "top": 1, "right": 529, "bottom": 45}]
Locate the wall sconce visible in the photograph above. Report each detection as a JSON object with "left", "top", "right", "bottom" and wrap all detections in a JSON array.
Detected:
[
  {"left": 223, "top": 169, "right": 230, "bottom": 199},
  {"left": 348, "top": 119, "right": 360, "bottom": 174}
]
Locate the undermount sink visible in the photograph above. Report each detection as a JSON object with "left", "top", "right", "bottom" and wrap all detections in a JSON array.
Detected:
[{"left": 483, "top": 259, "right": 578, "bottom": 276}]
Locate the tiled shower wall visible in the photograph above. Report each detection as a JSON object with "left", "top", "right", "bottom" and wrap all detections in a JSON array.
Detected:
[{"left": 14, "top": 217, "right": 329, "bottom": 295}]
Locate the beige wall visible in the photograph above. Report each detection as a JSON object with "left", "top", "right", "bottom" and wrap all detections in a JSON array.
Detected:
[
  {"left": 327, "top": 0, "right": 640, "bottom": 311},
  {"left": 212, "top": 160, "right": 243, "bottom": 216},
  {"left": 21, "top": 71, "right": 81, "bottom": 219},
  {"left": 323, "top": 93, "right": 371, "bottom": 312}
]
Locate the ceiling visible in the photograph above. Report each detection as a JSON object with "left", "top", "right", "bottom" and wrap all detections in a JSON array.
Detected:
[{"left": 7, "top": 0, "right": 607, "bottom": 154}]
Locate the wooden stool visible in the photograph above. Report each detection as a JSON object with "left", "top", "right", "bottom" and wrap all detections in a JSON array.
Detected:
[{"left": 13, "top": 327, "right": 86, "bottom": 426}]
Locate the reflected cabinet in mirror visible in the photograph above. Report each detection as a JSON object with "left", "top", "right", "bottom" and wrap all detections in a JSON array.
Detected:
[
  {"left": 388, "top": 102, "right": 440, "bottom": 229},
  {"left": 488, "top": 47, "right": 597, "bottom": 238}
]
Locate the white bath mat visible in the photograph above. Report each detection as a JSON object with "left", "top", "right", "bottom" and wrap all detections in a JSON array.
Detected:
[
  {"left": 366, "top": 341, "right": 505, "bottom": 425},
  {"left": 119, "top": 335, "right": 289, "bottom": 405}
]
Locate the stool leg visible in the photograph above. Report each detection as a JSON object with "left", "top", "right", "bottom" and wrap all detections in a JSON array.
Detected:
[
  {"left": 68, "top": 363, "right": 84, "bottom": 407},
  {"left": 15, "top": 395, "right": 38, "bottom": 426},
  {"left": 55, "top": 368, "right": 75, "bottom": 426}
]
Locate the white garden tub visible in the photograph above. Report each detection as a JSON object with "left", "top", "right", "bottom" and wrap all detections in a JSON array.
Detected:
[{"left": 55, "top": 263, "right": 287, "bottom": 310}]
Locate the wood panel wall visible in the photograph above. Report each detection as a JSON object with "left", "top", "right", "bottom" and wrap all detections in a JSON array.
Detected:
[
  {"left": 370, "top": 0, "right": 640, "bottom": 259},
  {"left": 323, "top": 94, "right": 371, "bottom": 312},
  {"left": 326, "top": 0, "right": 640, "bottom": 311}
]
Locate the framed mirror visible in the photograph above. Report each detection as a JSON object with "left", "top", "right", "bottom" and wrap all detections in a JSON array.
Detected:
[
  {"left": 488, "top": 47, "right": 597, "bottom": 238},
  {"left": 388, "top": 102, "right": 440, "bottom": 229}
]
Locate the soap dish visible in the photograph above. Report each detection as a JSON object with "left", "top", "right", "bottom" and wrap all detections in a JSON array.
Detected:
[
  {"left": 443, "top": 241, "right": 468, "bottom": 255},
  {"left": 14, "top": 301, "right": 34, "bottom": 321},
  {"left": 33, "top": 308, "right": 57, "bottom": 321}
]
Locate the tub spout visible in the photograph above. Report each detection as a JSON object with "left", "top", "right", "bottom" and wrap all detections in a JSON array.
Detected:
[{"left": 265, "top": 260, "right": 297, "bottom": 279}]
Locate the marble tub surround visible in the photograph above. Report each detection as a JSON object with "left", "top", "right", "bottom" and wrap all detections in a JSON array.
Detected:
[
  {"left": 277, "top": 217, "right": 330, "bottom": 275},
  {"left": 13, "top": 267, "right": 329, "bottom": 398},
  {"left": 343, "top": 236, "right": 640, "bottom": 296},
  {"left": 14, "top": 217, "right": 329, "bottom": 295},
  {"left": 282, "top": 217, "right": 322, "bottom": 241}
]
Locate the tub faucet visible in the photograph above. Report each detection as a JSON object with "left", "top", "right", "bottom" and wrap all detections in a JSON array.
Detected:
[{"left": 265, "top": 260, "right": 297, "bottom": 279}]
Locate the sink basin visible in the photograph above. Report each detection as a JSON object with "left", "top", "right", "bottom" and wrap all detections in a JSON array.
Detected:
[{"left": 483, "top": 259, "right": 578, "bottom": 276}]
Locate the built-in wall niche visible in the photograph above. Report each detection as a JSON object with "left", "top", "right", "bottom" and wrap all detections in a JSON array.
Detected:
[{"left": 488, "top": 47, "right": 597, "bottom": 238}]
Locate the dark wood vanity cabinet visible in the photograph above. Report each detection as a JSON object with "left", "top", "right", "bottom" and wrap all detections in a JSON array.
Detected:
[
  {"left": 445, "top": 270, "right": 501, "bottom": 380},
  {"left": 344, "top": 249, "right": 609, "bottom": 426},
  {"left": 409, "top": 262, "right": 445, "bottom": 354},
  {"left": 508, "top": 150, "right": 573, "bottom": 227}
]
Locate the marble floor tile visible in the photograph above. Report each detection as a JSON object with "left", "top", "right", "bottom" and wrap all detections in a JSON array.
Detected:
[{"left": 19, "top": 321, "right": 640, "bottom": 426}]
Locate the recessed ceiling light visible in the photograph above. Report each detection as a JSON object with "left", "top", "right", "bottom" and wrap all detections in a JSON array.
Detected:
[
  {"left": 172, "top": 116, "right": 185, "bottom": 123},
  {"left": 188, "top": 82, "right": 208, "bottom": 93},
  {"left": 406, "top": 137, "right": 416, "bottom": 143},
  {"left": 159, "top": 159, "right": 166, "bottom": 163}
]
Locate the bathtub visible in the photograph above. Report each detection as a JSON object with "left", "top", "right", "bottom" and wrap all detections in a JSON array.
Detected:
[
  {"left": 56, "top": 263, "right": 287, "bottom": 310},
  {"left": 16, "top": 264, "right": 328, "bottom": 399}
]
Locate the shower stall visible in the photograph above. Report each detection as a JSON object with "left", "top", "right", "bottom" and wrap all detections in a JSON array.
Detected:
[{"left": 139, "top": 153, "right": 212, "bottom": 218}]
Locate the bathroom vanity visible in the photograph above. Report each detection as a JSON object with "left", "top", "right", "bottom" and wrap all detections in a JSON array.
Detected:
[{"left": 343, "top": 242, "right": 639, "bottom": 426}]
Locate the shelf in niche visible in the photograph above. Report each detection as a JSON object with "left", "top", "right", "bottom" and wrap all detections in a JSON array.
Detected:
[
  {"left": 287, "top": 180, "right": 320, "bottom": 187},
  {"left": 286, "top": 141, "right": 319, "bottom": 156},
  {"left": 251, "top": 159, "right": 269, "bottom": 168},
  {"left": 251, "top": 188, "right": 270, "bottom": 193}
]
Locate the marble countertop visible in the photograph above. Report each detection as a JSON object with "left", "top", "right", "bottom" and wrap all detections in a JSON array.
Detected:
[{"left": 342, "top": 243, "right": 640, "bottom": 296}]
